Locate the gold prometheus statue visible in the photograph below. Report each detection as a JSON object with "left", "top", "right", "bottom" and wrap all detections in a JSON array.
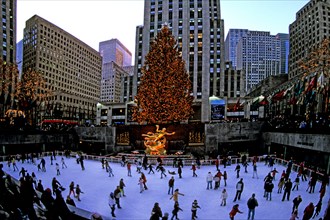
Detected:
[{"left": 142, "top": 125, "right": 175, "bottom": 155}]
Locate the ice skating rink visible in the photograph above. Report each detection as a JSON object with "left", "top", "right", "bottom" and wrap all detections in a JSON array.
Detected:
[{"left": 4, "top": 156, "right": 329, "bottom": 219}]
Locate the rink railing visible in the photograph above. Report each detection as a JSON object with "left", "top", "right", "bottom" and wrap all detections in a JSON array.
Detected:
[
  {"left": 0, "top": 151, "right": 324, "bottom": 179},
  {"left": 0, "top": 151, "right": 326, "bottom": 220}
]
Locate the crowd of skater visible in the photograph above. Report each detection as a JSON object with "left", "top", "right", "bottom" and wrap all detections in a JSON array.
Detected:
[{"left": 0, "top": 151, "right": 329, "bottom": 220}]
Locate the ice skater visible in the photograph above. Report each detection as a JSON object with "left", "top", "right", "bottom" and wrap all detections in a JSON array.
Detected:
[
  {"left": 69, "top": 181, "right": 76, "bottom": 197},
  {"left": 229, "top": 204, "right": 243, "bottom": 220},
  {"left": 138, "top": 177, "right": 144, "bottom": 193},
  {"left": 235, "top": 164, "right": 241, "bottom": 178},
  {"left": 206, "top": 172, "right": 213, "bottom": 189},
  {"left": 233, "top": 178, "right": 244, "bottom": 202},
  {"left": 178, "top": 165, "right": 182, "bottom": 179},
  {"left": 108, "top": 192, "right": 116, "bottom": 218},
  {"left": 61, "top": 157, "right": 67, "bottom": 169},
  {"left": 312, "top": 200, "right": 322, "bottom": 218},
  {"left": 159, "top": 165, "right": 167, "bottom": 179},
  {"left": 223, "top": 171, "right": 228, "bottom": 187},
  {"left": 168, "top": 176, "right": 175, "bottom": 195},
  {"left": 171, "top": 201, "right": 182, "bottom": 220},
  {"left": 292, "top": 175, "right": 300, "bottom": 191},
  {"left": 191, "top": 200, "right": 201, "bottom": 220},
  {"left": 119, "top": 178, "right": 126, "bottom": 197},
  {"left": 141, "top": 172, "right": 148, "bottom": 190},
  {"left": 127, "top": 162, "right": 132, "bottom": 177},
  {"left": 220, "top": 188, "right": 228, "bottom": 206},
  {"left": 56, "top": 163, "right": 60, "bottom": 175},
  {"left": 170, "top": 189, "right": 184, "bottom": 204},
  {"left": 148, "top": 163, "right": 155, "bottom": 174},
  {"left": 108, "top": 165, "right": 114, "bottom": 177},
  {"left": 75, "top": 184, "right": 83, "bottom": 201},
  {"left": 191, "top": 163, "right": 198, "bottom": 177},
  {"left": 278, "top": 177, "right": 285, "bottom": 193},
  {"left": 252, "top": 163, "right": 258, "bottom": 179}
]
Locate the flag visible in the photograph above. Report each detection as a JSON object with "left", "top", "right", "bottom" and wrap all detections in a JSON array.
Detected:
[
  {"left": 296, "top": 96, "right": 305, "bottom": 105},
  {"left": 288, "top": 97, "right": 297, "bottom": 105},
  {"left": 272, "top": 90, "right": 285, "bottom": 101},
  {"left": 283, "top": 85, "right": 294, "bottom": 97},
  {"left": 259, "top": 98, "right": 269, "bottom": 106},
  {"left": 306, "top": 75, "right": 317, "bottom": 92},
  {"left": 233, "top": 98, "right": 240, "bottom": 111},
  {"left": 298, "top": 78, "right": 307, "bottom": 95},
  {"left": 294, "top": 81, "right": 300, "bottom": 96},
  {"left": 317, "top": 72, "right": 325, "bottom": 93}
]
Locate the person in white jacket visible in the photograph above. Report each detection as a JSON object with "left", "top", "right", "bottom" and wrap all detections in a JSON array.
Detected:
[
  {"left": 220, "top": 188, "right": 228, "bottom": 206},
  {"left": 206, "top": 172, "right": 213, "bottom": 189}
]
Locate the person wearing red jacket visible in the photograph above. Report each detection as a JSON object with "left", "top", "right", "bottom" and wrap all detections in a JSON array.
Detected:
[
  {"left": 229, "top": 204, "right": 243, "bottom": 220},
  {"left": 302, "top": 202, "right": 314, "bottom": 220}
]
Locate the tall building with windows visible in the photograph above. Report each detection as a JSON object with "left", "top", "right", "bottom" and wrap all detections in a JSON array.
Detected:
[
  {"left": 224, "top": 29, "right": 248, "bottom": 69},
  {"left": 99, "top": 39, "right": 133, "bottom": 103},
  {"left": 1, "top": 0, "right": 16, "bottom": 64},
  {"left": 16, "top": 39, "right": 23, "bottom": 77},
  {"left": 22, "top": 15, "right": 102, "bottom": 124},
  {"left": 275, "top": 33, "right": 289, "bottom": 74},
  {"left": 236, "top": 31, "right": 281, "bottom": 92},
  {"left": 289, "top": 0, "right": 330, "bottom": 79},
  {"left": 133, "top": 0, "right": 225, "bottom": 123},
  {"left": 99, "top": 39, "right": 132, "bottom": 67}
]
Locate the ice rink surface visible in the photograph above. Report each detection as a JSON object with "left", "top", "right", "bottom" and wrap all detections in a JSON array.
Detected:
[{"left": 3, "top": 156, "right": 329, "bottom": 220}]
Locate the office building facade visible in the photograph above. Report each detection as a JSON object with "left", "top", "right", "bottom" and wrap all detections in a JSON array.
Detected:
[
  {"left": 22, "top": 15, "right": 102, "bottom": 124},
  {"left": 236, "top": 31, "right": 281, "bottom": 92},
  {"left": 1, "top": 0, "right": 16, "bottom": 64},
  {"left": 16, "top": 39, "right": 23, "bottom": 77},
  {"left": 133, "top": 0, "right": 225, "bottom": 123},
  {"left": 99, "top": 39, "right": 133, "bottom": 103},
  {"left": 275, "top": 33, "right": 289, "bottom": 74},
  {"left": 289, "top": 0, "right": 330, "bottom": 79},
  {"left": 224, "top": 29, "right": 248, "bottom": 69}
]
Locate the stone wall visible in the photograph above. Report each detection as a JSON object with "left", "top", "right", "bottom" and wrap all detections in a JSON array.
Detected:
[
  {"left": 204, "top": 122, "right": 264, "bottom": 151},
  {"left": 262, "top": 132, "right": 330, "bottom": 153},
  {"left": 74, "top": 127, "right": 116, "bottom": 152}
]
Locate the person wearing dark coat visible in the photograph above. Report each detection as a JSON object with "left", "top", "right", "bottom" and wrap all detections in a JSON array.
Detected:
[
  {"left": 282, "top": 178, "right": 293, "bottom": 201},
  {"left": 177, "top": 165, "right": 182, "bottom": 179},
  {"left": 247, "top": 193, "right": 258, "bottom": 220},
  {"left": 171, "top": 201, "right": 182, "bottom": 220},
  {"left": 292, "top": 195, "right": 302, "bottom": 213},
  {"left": 309, "top": 171, "right": 317, "bottom": 193},
  {"left": 150, "top": 202, "right": 163, "bottom": 220},
  {"left": 312, "top": 200, "right": 322, "bottom": 218},
  {"left": 233, "top": 178, "right": 244, "bottom": 202},
  {"left": 265, "top": 181, "right": 274, "bottom": 201},
  {"left": 54, "top": 188, "right": 72, "bottom": 220},
  {"left": 41, "top": 188, "right": 58, "bottom": 219},
  {"left": 66, "top": 195, "right": 76, "bottom": 207}
]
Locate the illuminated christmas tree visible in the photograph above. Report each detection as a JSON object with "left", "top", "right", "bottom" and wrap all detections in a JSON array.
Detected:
[
  {"left": 15, "top": 68, "right": 51, "bottom": 125},
  {"left": 0, "top": 61, "right": 19, "bottom": 116},
  {"left": 133, "top": 25, "right": 193, "bottom": 124}
]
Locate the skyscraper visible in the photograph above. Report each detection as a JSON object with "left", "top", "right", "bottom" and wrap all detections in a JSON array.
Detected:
[
  {"left": 133, "top": 0, "right": 225, "bottom": 123},
  {"left": 22, "top": 15, "right": 102, "bottom": 124},
  {"left": 16, "top": 39, "right": 23, "bottom": 77},
  {"left": 224, "top": 29, "right": 248, "bottom": 69},
  {"left": 236, "top": 31, "right": 281, "bottom": 92},
  {"left": 1, "top": 0, "right": 16, "bottom": 64},
  {"left": 99, "top": 39, "right": 133, "bottom": 103},
  {"left": 99, "top": 39, "right": 132, "bottom": 67},
  {"left": 289, "top": 0, "right": 330, "bottom": 79},
  {"left": 275, "top": 33, "right": 289, "bottom": 74}
]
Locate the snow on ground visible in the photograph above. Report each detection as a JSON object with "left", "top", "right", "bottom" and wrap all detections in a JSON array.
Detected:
[{"left": 3, "top": 156, "right": 330, "bottom": 220}]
